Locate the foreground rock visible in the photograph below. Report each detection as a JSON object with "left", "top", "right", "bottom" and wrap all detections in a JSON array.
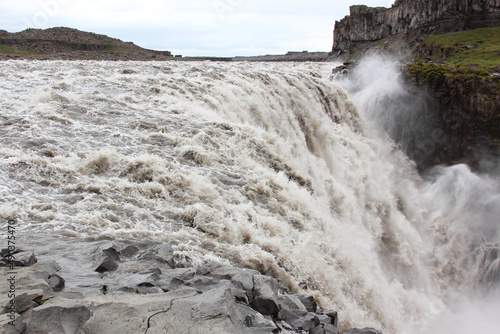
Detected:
[{"left": 0, "top": 243, "right": 383, "bottom": 334}]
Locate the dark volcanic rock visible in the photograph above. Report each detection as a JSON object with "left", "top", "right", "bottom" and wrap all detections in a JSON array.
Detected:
[
  {"left": 322, "top": 310, "right": 339, "bottom": 327},
  {"left": 332, "top": 0, "right": 500, "bottom": 55},
  {"left": 47, "top": 274, "right": 66, "bottom": 292},
  {"left": 0, "top": 250, "right": 38, "bottom": 267},
  {"left": 311, "top": 323, "right": 340, "bottom": 334},
  {"left": 297, "top": 294, "right": 318, "bottom": 313},
  {"left": 290, "top": 312, "right": 321, "bottom": 331},
  {"left": 93, "top": 244, "right": 122, "bottom": 273},
  {"left": 0, "top": 313, "right": 26, "bottom": 333},
  {"left": 119, "top": 244, "right": 139, "bottom": 258},
  {"left": 0, "top": 242, "right": 381, "bottom": 334},
  {"left": 93, "top": 253, "right": 119, "bottom": 273},
  {"left": 250, "top": 275, "right": 280, "bottom": 316},
  {"left": 25, "top": 300, "right": 92, "bottom": 334},
  {"left": 402, "top": 64, "right": 500, "bottom": 170}
]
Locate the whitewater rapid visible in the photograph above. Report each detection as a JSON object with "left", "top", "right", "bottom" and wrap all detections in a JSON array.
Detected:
[{"left": 0, "top": 60, "right": 498, "bottom": 333}]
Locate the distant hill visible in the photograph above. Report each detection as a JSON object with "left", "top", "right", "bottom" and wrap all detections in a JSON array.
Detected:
[
  {"left": 0, "top": 27, "right": 173, "bottom": 60},
  {"left": 234, "top": 51, "right": 330, "bottom": 62}
]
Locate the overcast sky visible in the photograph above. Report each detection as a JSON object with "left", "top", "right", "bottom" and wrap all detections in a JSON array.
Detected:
[{"left": 1, "top": 0, "right": 395, "bottom": 56}]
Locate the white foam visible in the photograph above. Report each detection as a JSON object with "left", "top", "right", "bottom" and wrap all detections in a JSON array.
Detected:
[{"left": 1, "top": 60, "right": 497, "bottom": 333}]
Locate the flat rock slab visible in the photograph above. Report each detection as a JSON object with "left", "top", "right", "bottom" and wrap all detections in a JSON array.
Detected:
[
  {"left": 81, "top": 289, "right": 199, "bottom": 333},
  {"left": 147, "top": 287, "right": 247, "bottom": 334},
  {"left": 25, "top": 299, "right": 92, "bottom": 334}
]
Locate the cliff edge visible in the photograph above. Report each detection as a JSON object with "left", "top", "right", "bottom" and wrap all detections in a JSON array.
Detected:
[
  {"left": 332, "top": 0, "right": 500, "bottom": 56},
  {"left": 332, "top": 0, "right": 500, "bottom": 171}
]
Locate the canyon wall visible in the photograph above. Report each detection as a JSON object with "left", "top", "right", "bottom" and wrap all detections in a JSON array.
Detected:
[{"left": 333, "top": 0, "right": 500, "bottom": 54}]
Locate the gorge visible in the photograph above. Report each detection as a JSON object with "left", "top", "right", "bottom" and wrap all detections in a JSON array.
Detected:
[{"left": 332, "top": 0, "right": 500, "bottom": 171}]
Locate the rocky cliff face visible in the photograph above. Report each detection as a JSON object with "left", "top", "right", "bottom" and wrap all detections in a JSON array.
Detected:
[
  {"left": 403, "top": 63, "right": 500, "bottom": 169},
  {"left": 332, "top": 1, "right": 500, "bottom": 171},
  {"left": 333, "top": 0, "right": 500, "bottom": 54}
]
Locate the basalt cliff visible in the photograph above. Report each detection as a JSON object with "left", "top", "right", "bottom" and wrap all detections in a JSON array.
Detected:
[
  {"left": 333, "top": 0, "right": 500, "bottom": 171},
  {"left": 332, "top": 0, "right": 500, "bottom": 56}
]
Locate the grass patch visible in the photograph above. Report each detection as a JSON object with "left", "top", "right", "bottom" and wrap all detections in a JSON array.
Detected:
[
  {"left": 406, "top": 62, "right": 499, "bottom": 103},
  {"left": 0, "top": 44, "right": 42, "bottom": 56},
  {"left": 408, "top": 62, "right": 494, "bottom": 82},
  {"left": 422, "top": 27, "right": 500, "bottom": 66}
]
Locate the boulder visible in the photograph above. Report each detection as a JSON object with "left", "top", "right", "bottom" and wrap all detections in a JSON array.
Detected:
[
  {"left": 12, "top": 251, "right": 37, "bottom": 267},
  {"left": 237, "top": 304, "right": 276, "bottom": 329},
  {"left": 23, "top": 262, "right": 65, "bottom": 293},
  {"left": 47, "top": 274, "right": 65, "bottom": 292},
  {"left": 249, "top": 275, "right": 280, "bottom": 316},
  {"left": 317, "top": 314, "right": 333, "bottom": 325},
  {"left": 120, "top": 245, "right": 139, "bottom": 258},
  {"left": 158, "top": 289, "right": 245, "bottom": 334},
  {"left": 296, "top": 294, "right": 317, "bottom": 313},
  {"left": 209, "top": 266, "right": 259, "bottom": 294},
  {"left": 0, "top": 289, "right": 45, "bottom": 314},
  {"left": 24, "top": 300, "right": 92, "bottom": 334},
  {"left": 17, "top": 280, "right": 56, "bottom": 300},
  {"left": 277, "top": 308, "right": 302, "bottom": 323},
  {"left": 182, "top": 275, "right": 219, "bottom": 292},
  {"left": 136, "top": 283, "right": 163, "bottom": 295},
  {"left": 322, "top": 310, "right": 339, "bottom": 327},
  {"left": 93, "top": 255, "right": 118, "bottom": 273},
  {"left": 324, "top": 324, "right": 340, "bottom": 334},
  {"left": 139, "top": 244, "right": 174, "bottom": 267},
  {"left": 82, "top": 289, "right": 198, "bottom": 333},
  {"left": 154, "top": 287, "right": 246, "bottom": 333},
  {"left": 12, "top": 293, "right": 33, "bottom": 314},
  {"left": 92, "top": 245, "right": 120, "bottom": 273},
  {"left": 102, "top": 245, "right": 120, "bottom": 261},
  {"left": 230, "top": 287, "right": 250, "bottom": 304},
  {"left": 30, "top": 262, "right": 61, "bottom": 278},
  {"left": 290, "top": 312, "right": 320, "bottom": 331},
  {"left": 277, "top": 294, "right": 307, "bottom": 313},
  {"left": 0, "top": 313, "right": 26, "bottom": 334},
  {"left": 155, "top": 267, "right": 198, "bottom": 292},
  {"left": 112, "top": 272, "right": 162, "bottom": 293},
  {"left": 311, "top": 323, "right": 340, "bottom": 334},
  {"left": 84, "top": 287, "right": 247, "bottom": 333}
]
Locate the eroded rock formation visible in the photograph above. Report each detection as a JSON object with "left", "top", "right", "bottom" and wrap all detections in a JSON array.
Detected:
[{"left": 333, "top": 0, "right": 500, "bottom": 54}]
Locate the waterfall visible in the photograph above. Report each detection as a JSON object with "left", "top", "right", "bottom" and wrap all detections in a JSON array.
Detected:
[{"left": 0, "top": 59, "right": 498, "bottom": 333}]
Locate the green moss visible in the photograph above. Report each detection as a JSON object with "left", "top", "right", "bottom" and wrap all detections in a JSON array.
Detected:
[
  {"left": 406, "top": 62, "right": 499, "bottom": 104},
  {"left": 409, "top": 62, "right": 494, "bottom": 82},
  {"left": 422, "top": 27, "right": 500, "bottom": 66},
  {"left": 0, "top": 44, "right": 42, "bottom": 56},
  {"left": 408, "top": 63, "right": 449, "bottom": 82}
]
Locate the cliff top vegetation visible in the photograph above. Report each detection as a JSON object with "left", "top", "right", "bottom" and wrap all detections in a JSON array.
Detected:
[{"left": 419, "top": 27, "right": 500, "bottom": 66}]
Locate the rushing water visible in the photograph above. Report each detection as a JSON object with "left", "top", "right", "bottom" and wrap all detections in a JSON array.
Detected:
[{"left": 0, "top": 59, "right": 498, "bottom": 333}]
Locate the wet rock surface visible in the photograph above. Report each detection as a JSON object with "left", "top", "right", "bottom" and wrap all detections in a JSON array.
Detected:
[{"left": 0, "top": 241, "right": 382, "bottom": 334}]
